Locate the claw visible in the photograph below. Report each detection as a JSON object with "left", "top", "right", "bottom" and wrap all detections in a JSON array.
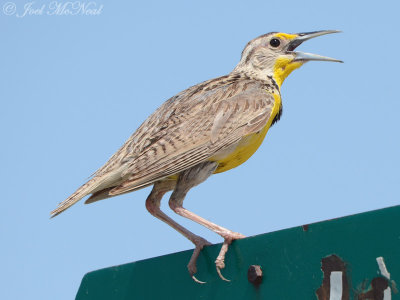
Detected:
[
  {"left": 192, "top": 275, "right": 206, "bottom": 284},
  {"left": 216, "top": 266, "right": 231, "bottom": 282}
]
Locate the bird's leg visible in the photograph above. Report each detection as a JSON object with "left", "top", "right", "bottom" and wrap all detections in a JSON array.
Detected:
[
  {"left": 145, "top": 180, "right": 211, "bottom": 283},
  {"left": 168, "top": 162, "right": 245, "bottom": 281}
]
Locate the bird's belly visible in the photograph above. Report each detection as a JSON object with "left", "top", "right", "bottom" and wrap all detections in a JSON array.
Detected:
[{"left": 211, "top": 92, "right": 281, "bottom": 173}]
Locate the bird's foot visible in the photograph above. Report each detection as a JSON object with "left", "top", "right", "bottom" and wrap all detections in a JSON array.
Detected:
[
  {"left": 188, "top": 236, "right": 212, "bottom": 284},
  {"left": 215, "top": 232, "right": 246, "bottom": 281},
  {"left": 222, "top": 231, "right": 245, "bottom": 240}
]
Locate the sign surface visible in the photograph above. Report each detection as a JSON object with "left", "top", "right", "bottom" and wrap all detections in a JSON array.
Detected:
[{"left": 76, "top": 205, "right": 400, "bottom": 299}]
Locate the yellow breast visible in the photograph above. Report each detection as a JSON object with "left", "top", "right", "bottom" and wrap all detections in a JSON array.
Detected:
[{"left": 212, "top": 92, "right": 281, "bottom": 173}]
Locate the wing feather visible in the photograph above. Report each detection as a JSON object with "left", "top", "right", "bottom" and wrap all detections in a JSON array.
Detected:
[
  {"left": 52, "top": 75, "right": 278, "bottom": 216},
  {"left": 110, "top": 82, "right": 275, "bottom": 195}
]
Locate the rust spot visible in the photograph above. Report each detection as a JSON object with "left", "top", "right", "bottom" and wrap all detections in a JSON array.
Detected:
[
  {"left": 247, "top": 265, "right": 263, "bottom": 286},
  {"left": 357, "top": 277, "right": 389, "bottom": 300},
  {"left": 316, "top": 254, "right": 349, "bottom": 300},
  {"left": 302, "top": 224, "right": 309, "bottom": 231}
]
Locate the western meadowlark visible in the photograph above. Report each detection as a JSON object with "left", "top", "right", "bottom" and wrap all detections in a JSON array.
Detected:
[{"left": 51, "top": 30, "right": 342, "bottom": 282}]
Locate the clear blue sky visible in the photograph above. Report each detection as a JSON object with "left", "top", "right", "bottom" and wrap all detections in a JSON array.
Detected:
[{"left": 1, "top": 1, "right": 399, "bottom": 299}]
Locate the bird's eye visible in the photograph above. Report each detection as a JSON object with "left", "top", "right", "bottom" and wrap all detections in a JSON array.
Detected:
[{"left": 270, "top": 38, "right": 280, "bottom": 48}]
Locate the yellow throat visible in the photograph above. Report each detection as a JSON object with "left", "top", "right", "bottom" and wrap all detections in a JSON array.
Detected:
[{"left": 273, "top": 57, "right": 303, "bottom": 88}]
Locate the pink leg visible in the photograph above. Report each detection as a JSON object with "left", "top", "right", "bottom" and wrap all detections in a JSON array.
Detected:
[
  {"left": 168, "top": 162, "right": 245, "bottom": 281},
  {"left": 145, "top": 180, "right": 211, "bottom": 283}
]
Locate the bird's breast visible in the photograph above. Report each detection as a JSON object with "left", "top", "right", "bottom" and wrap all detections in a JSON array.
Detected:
[{"left": 212, "top": 93, "right": 282, "bottom": 173}]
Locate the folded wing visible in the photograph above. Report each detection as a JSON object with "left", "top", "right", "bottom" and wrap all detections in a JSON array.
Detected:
[{"left": 110, "top": 81, "right": 275, "bottom": 195}]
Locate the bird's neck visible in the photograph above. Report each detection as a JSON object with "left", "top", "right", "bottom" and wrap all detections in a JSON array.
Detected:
[
  {"left": 232, "top": 58, "right": 303, "bottom": 89},
  {"left": 230, "top": 69, "right": 281, "bottom": 94}
]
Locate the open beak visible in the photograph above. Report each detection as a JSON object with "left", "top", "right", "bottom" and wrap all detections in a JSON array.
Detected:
[{"left": 287, "top": 30, "right": 343, "bottom": 63}]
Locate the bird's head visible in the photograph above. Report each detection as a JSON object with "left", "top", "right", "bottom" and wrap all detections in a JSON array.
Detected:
[{"left": 234, "top": 30, "right": 342, "bottom": 88}]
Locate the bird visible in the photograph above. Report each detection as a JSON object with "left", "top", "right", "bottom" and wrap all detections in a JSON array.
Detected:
[{"left": 51, "top": 30, "right": 342, "bottom": 283}]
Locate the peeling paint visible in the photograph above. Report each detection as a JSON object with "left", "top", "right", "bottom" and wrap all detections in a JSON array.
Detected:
[
  {"left": 376, "top": 257, "right": 392, "bottom": 300},
  {"left": 329, "top": 271, "right": 343, "bottom": 300},
  {"left": 357, "top": 277, "right": 389, "bottom": 300},
  {"left": 377, "top": 257, "right": 391, "bottom": 280},
  {"left": 383, "top": 288, "right": 392, "bottom": 300},
  {"left": 316, "top": 255, "right": 349, "bottom": 300}
]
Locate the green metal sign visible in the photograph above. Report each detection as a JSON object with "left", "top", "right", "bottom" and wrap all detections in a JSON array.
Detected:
[{"left": 76, "top": 205, "right": 400, "bottom": 299}]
